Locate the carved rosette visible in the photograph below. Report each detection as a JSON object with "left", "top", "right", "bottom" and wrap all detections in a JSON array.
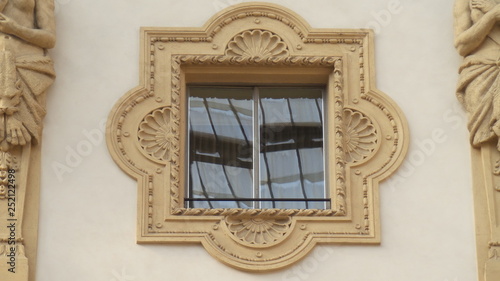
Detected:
[
  {"left": 225, "top": 216, "right": 292, "bottom": 246},
  {"left": 107, "top": 2, "right": 409, "bottom": 272},
  {"left": 343, "top": 109, "right": 378, "bottom": 163},
  {"left": 138, "top": 107, "right": 173, "bottom": 162},
  {"left": 226, "top": 30, "right": 289, "bottom": 59}
]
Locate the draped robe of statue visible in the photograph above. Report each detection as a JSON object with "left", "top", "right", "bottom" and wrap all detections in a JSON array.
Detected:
[
  {"left": 457, "top": 0, "right": 500, "bottom": 148},
  {"left": 0, "top": 1, "right": 56, "bottom": 281},
  {"left": 455, "top": 0, "right": 500, "bottom": 280}
]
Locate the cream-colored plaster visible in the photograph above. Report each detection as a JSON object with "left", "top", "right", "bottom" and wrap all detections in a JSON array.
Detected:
[
  {"left": 36, "top": 0, "right": 476, "bottom": 280},
  {"left": 106, "top": 3, "right": 408, "bottom": 271}
]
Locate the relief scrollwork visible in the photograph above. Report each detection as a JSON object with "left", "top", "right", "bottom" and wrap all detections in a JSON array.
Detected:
[{"left": 0, "top": 150, "right": 16, "bottom": 199}]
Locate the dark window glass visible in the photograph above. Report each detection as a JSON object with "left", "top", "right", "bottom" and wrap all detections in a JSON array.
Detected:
[
  {"left": 259, "top": 88, "right": 325, "bottom": 209},
  {"left": 187, "top": 86, "right": 328, "bottom": 209}
]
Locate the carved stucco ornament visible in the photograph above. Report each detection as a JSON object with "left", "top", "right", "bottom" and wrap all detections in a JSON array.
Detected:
[
  {"left": 224, "top": 216, "right": 293, "bottom": 246},
  {"left": 107, "top": 2, "right": 408, "bottom": 271},
  {"left": 0, "top": 151, "right": 16, "bottom": 199},
  {"left": 454, "top": 1, "right": 500, "bottom": 280},
  {"left": 225, "top": 29, "right": 289, "bottom": 58},
  {"left": 138, "top": 107, "right": 173, "bottom": 162},
  {"left": 343, "top": 109, "right": 377, "bottom": 163}
]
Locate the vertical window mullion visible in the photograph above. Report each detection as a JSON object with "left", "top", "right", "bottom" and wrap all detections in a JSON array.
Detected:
[{"left": 253, "top": 87, "right": 260, "bottom": 209}]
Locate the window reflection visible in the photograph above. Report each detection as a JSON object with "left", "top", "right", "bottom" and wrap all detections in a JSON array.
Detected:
[
  {"left": 189, "top": 87, "right": 254, "bottom": 208},
  {"left": 187, "top": 87, "right": 327, "bottom": 209},
  {"left": 259, "top": 88, "right": 325, "bottom": 209}
]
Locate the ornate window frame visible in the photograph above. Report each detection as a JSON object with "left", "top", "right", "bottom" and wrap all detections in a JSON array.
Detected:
[{"left": 106, "top": 2, "right": 408, "bottom": 271}]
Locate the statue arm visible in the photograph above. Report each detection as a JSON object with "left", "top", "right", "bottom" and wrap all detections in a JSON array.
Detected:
[
  {"left": 0, "top": 0, "right": 55, "bottom": 49},
  {"left": 454, "top": 0, "right": 500, "bottom": 56}
]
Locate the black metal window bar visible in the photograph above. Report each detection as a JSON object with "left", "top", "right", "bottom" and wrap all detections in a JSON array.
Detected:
[{"left": 187, "top": 86, "right": 329, "bottom": 209}]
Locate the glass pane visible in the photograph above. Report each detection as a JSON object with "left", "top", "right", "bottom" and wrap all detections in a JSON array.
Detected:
[
  {"left": 259, "top": 88, "right": 326, "bottom": 209},
  {"left": 188, "top": 87, "right": 253, "bottom": 208}
]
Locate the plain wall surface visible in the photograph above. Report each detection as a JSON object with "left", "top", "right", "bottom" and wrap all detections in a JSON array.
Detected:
[{"left": 38, "top": 0, "right": 475, "bottom": 280}]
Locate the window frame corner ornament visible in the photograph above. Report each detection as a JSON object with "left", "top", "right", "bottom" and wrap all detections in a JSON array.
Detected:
[{"left": 106, "top": 2, "right": 409, "bottom": 271}]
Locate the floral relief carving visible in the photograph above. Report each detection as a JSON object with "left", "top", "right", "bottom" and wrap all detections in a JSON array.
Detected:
[
  {"left": 138, "top": 107, "right": 173, "bottom": 162},
  {"left": 225, "top": 30, "right": 289, "bottom": 59},
  {"left": 106, "top": 2, "right": 408, "bottom": 272},
  {"left": 343, "top": 109, "right": 378, "bottom": 163},
  {"left": 225, "top": 216, "right": 292, "bottom": 246}
]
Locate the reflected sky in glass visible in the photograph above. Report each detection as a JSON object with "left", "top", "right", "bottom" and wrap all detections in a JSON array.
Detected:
[
  {"left": 188, "top": 87, "right": 327, "bottom": 209},
  {"left": 189, "top": 87, "right": 253, "bottom": 208},
  {"left": 259, "top": 88, "right": 325, "bottom": 209}
]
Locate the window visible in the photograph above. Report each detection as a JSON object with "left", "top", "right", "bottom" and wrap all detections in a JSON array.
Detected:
[
  {"left": 107, "top": 2, "right": 408, "bottom": 271},
  {"left": 186, "top": 86, "right": 328, "bottom": 209}
]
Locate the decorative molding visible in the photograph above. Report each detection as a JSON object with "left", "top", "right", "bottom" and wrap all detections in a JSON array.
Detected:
[
  {"left": 138, "top": 107, "right": 173, "bottom": 162},
  {"left": 333, "top": 58, "right": 347, "bottom": 216},
  {"left": 173, "top": 54, "right": 338, "bottom": 66},
  {"left": 342, "top": 109, "right": 377, "bottom": 164},
  {"left": 225, "top": 29, "right": 289, "bottom": 58},
  {"left": 209, "top": 10, "right": 307, "bottom": 41},
  {"left": 107, "top": 2, "right": 408, "bottom": 272},
  {"left": 0, "top": 151, "right": 16, "bottom": 199},
  {"left": 224, "top": 216, "right": 292, "bottom": 246},
  {"left": 152, "top": 5, "right": 368, "bottom": 46},
  {"left": 168, "top": 54, "right": 343, "bottom": 217}
]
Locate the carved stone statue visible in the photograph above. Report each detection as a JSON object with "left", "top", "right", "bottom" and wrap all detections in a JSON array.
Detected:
[
  {"left": 0, "top": 1, "right": 56, "bottom": 281},
  {"left": 454, "top": 0, "right": 500, "bottom": 280},
  {"left": 0, "top": 0, "right": 55, "bottom": 149},
  {"left": 455, "top": 0, "right": 500, "bottom": 149}
]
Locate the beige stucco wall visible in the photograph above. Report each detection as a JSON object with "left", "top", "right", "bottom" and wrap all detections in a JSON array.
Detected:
[{"left": 37, "top": 0, "right": 475, "bottom": 280}]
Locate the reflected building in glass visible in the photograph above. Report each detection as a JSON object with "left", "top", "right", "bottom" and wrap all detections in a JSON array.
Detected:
[{"left": 187, "top": 86, "right": 327, "bottom": 209}]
